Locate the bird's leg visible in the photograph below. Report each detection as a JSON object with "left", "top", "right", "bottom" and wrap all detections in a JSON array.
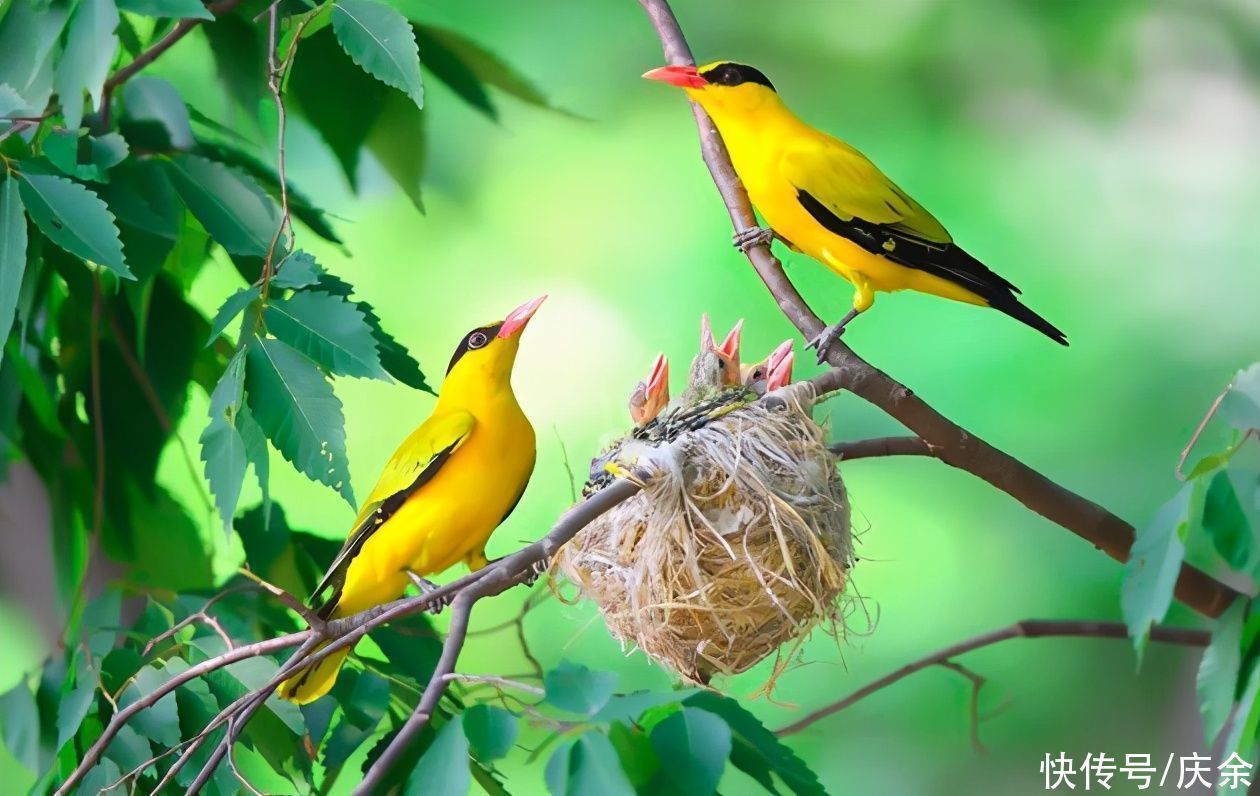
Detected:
[
  {"left": 481, "top": 556, "right": 549, "bottom": 586},
  {"left": 404, "top": 569, "right": 450, "bottom": 614},
  {"left": 732, "top": 225, "right": 775, "bottom": 253},
  {"left": 807, "top": 309, "right": 860, "bottom": 365}
]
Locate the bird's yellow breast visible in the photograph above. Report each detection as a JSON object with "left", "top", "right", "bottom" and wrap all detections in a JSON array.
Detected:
[{"left": 334, "top": 399, "right": 535, "bottom": 615}]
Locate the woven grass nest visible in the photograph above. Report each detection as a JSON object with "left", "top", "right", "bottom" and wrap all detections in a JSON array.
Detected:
[{"left": 552, "top": 381, "right": 853, "bottom": 689}]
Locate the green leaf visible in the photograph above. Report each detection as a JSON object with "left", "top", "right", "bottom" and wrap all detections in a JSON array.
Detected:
[
  {"left": 592, "top": 689, "right": 700, "bottom": 724},
  {"left": 0, "top": 177, "right": 26, "bottom": 373},
  {"left": 358, "top": 299, "right": 431, "bottom": 393},
  {"left": 53, "top": 0, "right": 120, "bottom": 131},
  {"left": 464, "top": 704, "right": 518, "bottom": 762},
  {"left": 1198, "top": 599, "right": 1245, "bottom": 745},
  {"left": 122, "top": 76, "right": 194, "bottom": 149},
  {"left": 607, "top": 722, "right": 661, "bottom": 789},
  {"left": 1204, "top": 469, "right": 1257, "bottom": 571},
  {"left": 94, "top": 158, "right": 182, "bottom": 238},
  {"left": 405, "top": 715, "right": 471, "bottom": 796},
  {"left": 1221, "top": 659, "right": 1260, "bottom": 769},
  {"left": 0, "top": 84, "right": 24, "bottom": 117},
  {"left": 44, "top": 130, "right": 129, "bottom": 183},
  {"left": 684, "top": 692, "right": 826, "bottom": 796},
  {"left": 203, "top": 12, "right": 265, "bottom": 120},
  {"left": 238, "top": 403, "right": 270, "bottom": 517},
  {"left": 56, "top": 656, "right": 99, "bottom": 749},
  {"left": 366, "top": 88, "right": 425, "bottom": 211},
  {"left": 120, "top": 664, "right": 182, "bottom": 746},
  {"left": 545, "top": 732, "right": 635, "bottom": 796},
  {"left": 200, "top": 351, "right": 248, "bottom": 532},
  {"left": 104, "top": 724, "right": 152, "bottom": 776},
  {"left": 80, "top": 759, "right": 124, "bottom": 794},
  {"left": 206, "top": 286, "right": 260, "bottom": 345},
  {"left": 265, "top": 290, "right": 389, "bottom": 380},
  {"left": 331, "top": 0, "right": 423, "bottom": 109},
  {"left": 116, "top": 0, "right": 213, "bottom": 20},
  {"left": 649, "top": 707, "right": 731, "bottom": 796},
  {"left": 545, "top": 661, "right": 617, "bottom": 718},
  {"left": 17, "top": 170, "right": 132, "bottom": 277},
  {"left": 1122, "top": 485, "right": 1196, "bottom": 661},
  {"left": 165, "top": 154, "right": 282, "bottom": 257},
  {"left": 273, "top": 250, "right": 322, "bottom": 289},
  {"left": 0, "top": 683, "right": 39, "bottom": 774},
  {"left": 322, "top": 669, "right": 391, "bottom": 771},
  {"left": 414, "top": 25, "right": 555, "bottom": 118},
  {"left": 245, "top": 333, "right": 354, "bottom": 504},
  {"left": 1222, "top": 364, "right": 1260, "bottom": 431},
  {"left": 0, "top": 1, "right": 70, "bottom": 111}
]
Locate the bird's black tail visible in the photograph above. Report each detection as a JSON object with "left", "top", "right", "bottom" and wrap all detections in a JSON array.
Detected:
[{"left": 989, "top": 294, "right": 1068, "bottom": 346}]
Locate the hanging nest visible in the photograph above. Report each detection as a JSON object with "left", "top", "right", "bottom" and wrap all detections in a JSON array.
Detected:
[{"left": 551, "top": 382, "right": 853, "bottom": 689}]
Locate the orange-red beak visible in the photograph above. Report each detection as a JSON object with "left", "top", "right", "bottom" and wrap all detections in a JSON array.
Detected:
[
  {"left": 765, "top": 340, "right": 795, "bottom": 391},
  {"left": 629, "top": 353, "right": 671, "bottom": 426},
  {"left": 498, "top": 294, "right": 547, "bottom": 338},
  {"left": 642, "top": 65, "right": 706, "bottom": 89},
  {"left": 701, "top": 314, "right": 743, "bottom": 387}
]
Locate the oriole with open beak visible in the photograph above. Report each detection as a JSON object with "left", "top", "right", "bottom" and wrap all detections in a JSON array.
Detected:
[
  {"left": 279, "top": 296, "right": 545, "bottom": 704},
  {"left": 644, "top": 62, "right": 1067, "bottom": 361}
]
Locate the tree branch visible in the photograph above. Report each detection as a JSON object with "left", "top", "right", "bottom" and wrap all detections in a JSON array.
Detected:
[
  {"left": 635, "top": 0, "right": 1242, "bottom": 619},
  {"left": 830, "top": 435, "right": 933, "bottom": 461},
  {"left": 774, "top": 619, "right": 1210, "bottom": 737}
]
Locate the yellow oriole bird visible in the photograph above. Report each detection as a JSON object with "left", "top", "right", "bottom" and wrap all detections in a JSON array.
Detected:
[
  {"left": 644, "top": 62, "right": 1068, "bottom": 360},
  {"left": 278, "top": 295, "right": 546, "bottom": 704}
]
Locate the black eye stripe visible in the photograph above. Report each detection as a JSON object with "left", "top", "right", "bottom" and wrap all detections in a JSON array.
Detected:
[
  {"left": 446, "top": 323, "right": 503, "bottom": 374},
  {"left": 700, "top": 62, "right": 775, "bottom": 91}
]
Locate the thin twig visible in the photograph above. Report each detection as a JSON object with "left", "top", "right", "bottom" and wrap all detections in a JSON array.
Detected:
[
  {"left": 444, "top": 673, "right": 546, "bottom": 697},
  {"left": 830, "top": 436, "right": 933, "bottom": 461},
  {"left": 236, "top": 568, "right": 325, "bottom": 632},
  {"left": 773, "top": 619, "right": 1209, "bottom": 737},
  {"left": 937, "top": 660, "right": 987, "bottom": 755},
  {"left": 634, "top": 0, "right": 1242, "bottom": 620}
]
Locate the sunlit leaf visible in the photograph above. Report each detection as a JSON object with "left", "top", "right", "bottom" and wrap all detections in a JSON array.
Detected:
[
  {"left": 245, "top": 332, "right": 354, "bottom": 504},
  {"left": 649, "top": 707, "right": 731, "bottom": 796},
  {"left": 405, "top": 715, "right": 471, "bottom": 796},
  {"left": 1122, "top": 484, "right": 1199, "bottom": 660},
  {"left": 165, "top": 154, "right": 282, "bottom": 257},
  {"left": 200, "top": 351, "right": 248, "bottom": 532},
  {"left": 332, "top": 0, "right": 423, "bottom": 110},
  {"left": 0, "top": 177, "right": 26, "bottom": 372},
  {"left": 17, "top": 171, "right": 132, "bottom": 277},
  {"left": 273, "top": 250, "right": 322, "bottom": 289},
  {"left": 464, "top": 704, "right": 518, "bottom": 762},
  {"left": 1198, "top": 599, "right": 1244, "bottom": 745},
  {"left": 1203, "top": 469, "right": 1258, "bottom": 571},
  {"left": 116, "top": 0, "right": 213, "bottom": 20},
  {"left": 545, "top": 732, "right": 634, "bottom": 796},
  {"left": 53, "top": 0, "right": 119, "bottom": 131},
  {"left": 265, "top": 290, "right": 389, "bottom": 380}
]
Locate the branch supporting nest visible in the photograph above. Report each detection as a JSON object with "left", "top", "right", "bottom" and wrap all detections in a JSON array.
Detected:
[{"left": 636, "top": 0, "right": 1241, "bottom": 620}]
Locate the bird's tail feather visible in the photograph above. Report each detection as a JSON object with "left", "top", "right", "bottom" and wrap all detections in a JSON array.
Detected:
[
  {"left": 277, "top": 642, "right": 351, "bottom": 705},
  {"left": 989, "top": 295, "right": 1068, "bottom": 346}
]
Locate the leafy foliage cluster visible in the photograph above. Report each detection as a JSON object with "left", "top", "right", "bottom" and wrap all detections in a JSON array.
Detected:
[
  {"left": 0, "top": 0, "right": 828, "bottom": 793},
  {"left": 1122, "top": 364, "right": 1260, "bottom": 770}
]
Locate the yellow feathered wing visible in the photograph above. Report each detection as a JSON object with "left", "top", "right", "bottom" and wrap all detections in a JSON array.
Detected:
[{"left": 277, "top": 410, "right": 475, "bottom": 705}]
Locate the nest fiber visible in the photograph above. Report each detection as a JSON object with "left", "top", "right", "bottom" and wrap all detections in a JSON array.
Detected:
[{"left": 554, "top": 384, "right": 852, "bottom": 687}]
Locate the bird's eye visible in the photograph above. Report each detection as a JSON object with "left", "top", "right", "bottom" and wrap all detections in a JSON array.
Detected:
[
  {"left": 467, "top": 331, "right": 489, "bottom": 349},
  {"left": 720, "top": 66, "right": 741, "bottom": 85}
]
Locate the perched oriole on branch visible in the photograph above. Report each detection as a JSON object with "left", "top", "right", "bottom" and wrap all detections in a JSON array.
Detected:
[
  {"left": 278, "top": 296, "right": 545, "bottom": 704},
  {"left": 644, "top": 62, "right": 1068, "bottom": 360}
]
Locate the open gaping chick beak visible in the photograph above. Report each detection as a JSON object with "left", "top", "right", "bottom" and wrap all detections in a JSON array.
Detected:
[
  {"left": 642, "top": 64, "right": 706, "bottom": 89},
  {"left": 498, "top": 294, "right": 547, "bottom": 338},
  {"left": 765, "top": 340, "right": 795, "bottom": 392},
  {"left": 629, "top": 353, "right": 670, "bottom": 426},
  {"left": 700, "top": 314, "right": 743, "bottom": 387}
]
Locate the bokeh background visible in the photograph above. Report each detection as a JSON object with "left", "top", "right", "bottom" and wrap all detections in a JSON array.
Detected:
[{"left": 4, "top": 0, "right": 1260, "bottom": 792}]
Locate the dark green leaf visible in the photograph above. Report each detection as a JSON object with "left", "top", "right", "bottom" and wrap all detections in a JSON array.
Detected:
[
  {"left": 545, "top": 661, "right": 617, "bottom": 717},
  {"left": 244, "top": 333, "right": 354, "bottom": 504},
  {"left": 206, "top": 286, "right": 259, "bottom": 345},
  {"left": 117, "top": 0, "right": 213, "bottom": 20},
  {"left": 0, "top": 683, "right": 39, "bottom": 774},
  {"left": 273, "top": 250, "right": 322, "bottom": 289},
  {"left": 17, "top": 170, "right": 132, "bottom": 277},
  {"left": 366, "top": 88, "right": 425, "bottom": 211},
  {"left": 94, "top": 158, "right": 182, "bottom": 239},
  {"left": 1204, "top": 469, "right": 1256, "bottom": 571},
  {"left": 0, "top": 1, "right": 70, "bottom": 113},
  {"left": 464, "top": 704, "right": 518, "bottom": 762},
  {"left": 405, "top": 715, "right": 470, "bottom": 796},
  {"left": 370, "top": 616, "right": 441, "bottom": 683},
  {"left": 203, "top": 11, "right": 265, "bottom": 120},
  {"left": 44, "top": 130, "right": 129, "bottom": 183},
  {"left": 265, "top": 290, "right": 388, "bottom": 380},
  {"left": 545, "top": 732, "right": 635, "bottom": 796},
  {"left": 685, "top": 692, "right": 826, "bottom": 796},
  {"left": 0, "top": 177, "right": 26, "bottom": 372},
  {"left": 414, "top": 25, "right": 556, "bottom": 117},
  {"left": 331, "top": 0, "right": 423, "bottom": 109},
  {"left": 1122, "top": 485, "right": 1196, "bottom": 660},
  {"left": 122, "top": 76, "right": 195, "bottom": 150},
  {"left": 80, "top": 758, "right": 123, "bottom": 794},
  {"left": 56, "top": 655, "right": 99, "bottom": 749},
  {"left": 592, "top": 689, "right": 700, "bottom": 724},
  {"left": 607, "top": 722, "right": 661, "bottom": 789},
  {"left": 357, "top": 298, "right": 431, "bottom": 393},
  {"left": 238, "top": 403, "right": 270, "bottom": 517},
  {"left": 120, "top": 663, "right": 182, "bottom": 746},
  {"left": 53, "top": 0, "right": 119, "bottom": 131},
  {"left": 322, "top": 669, "right": 391, "bottom": 771},
  {"left": 1222, "top": 364, "right": 1260, "bottom": 431},
  {"left": 104, "top": 723, "right": 153, "bottom": 776},
  {"left": 1198, "top": 599, "right": 1245, "bottom": 745},
  {"left": 650, "top": 707, "right": 731, "bottom": 796},
  {"left": 1221, "top": 659, "right": 1260, "bottom": 770},
  {"left": 200, "top": 351, "right": 248, "bottom": 532},
  {"left": 165, "top": 154, "right": 282, "bottom": 256}
]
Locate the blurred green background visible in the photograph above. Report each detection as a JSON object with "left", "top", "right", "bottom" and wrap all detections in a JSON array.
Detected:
[{"left": 5, "top": 0, "right": 1260, "bottom": 792}]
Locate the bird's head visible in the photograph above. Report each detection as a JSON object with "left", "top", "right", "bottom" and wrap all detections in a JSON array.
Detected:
[
  {"left": 741, "top": 339, "right": 795, "bottom": 394},
  {"left": 700, "top": 313, "right": 743, "bottom": 388},
  {"left": 442, "top": 295, "right": 546, "bottom": 396},
  {"left": 628, "top": 353, "right": 670, "bottom": 426},
  {"left": 642, "top": 61, "right": 779, "bottom": 117}
]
